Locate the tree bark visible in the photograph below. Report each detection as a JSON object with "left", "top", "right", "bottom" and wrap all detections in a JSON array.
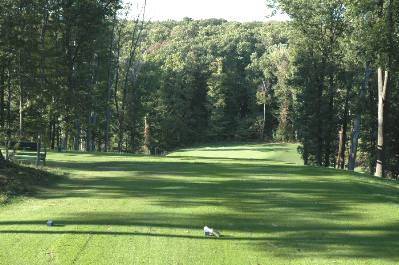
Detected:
[
  {"left": 316, "top": 81, "right": 323, "bottom": 166},
  {"left": 315, "top": 61, "right": 325, "bottom": 167},
  {"left": 143, "top": 115, "right": 150, "bottom": 154},
  {"left": 0, "top": 66, "right": 5, "bottom": 128},
  {"left": 348, "top": 63, "right": 371, "bottom": 171},
  {"left": 104, "top": 13, "right": 117, "bottom": 152},
  {"left": 375, "top": 67, "right": 388, "bottom": 178},
  {"left": 0, "top": 67, "right": 4, "bottom": 163},
  {"left": 36, "top": 134, "right": 41, "bottom": 167},
  {"left": 336, "top": 94, "right": 349, "bottom": 169},
  {"left": 5, "top": 71, "right": 11, "bottom": 159},
  {"left": 50, "top": 115, "right": 56, "bottom": 150},
  {"left": 324, "top": 73, "right": 335, "bottom": 167},
  {"left": 19, "top": 86, "right": 23, "bottom": 138},
  {"left": 117, "top": 9, "right": 146, "bottom": 153},
  {"left": 74, "top": 119, "right": 81, "bottom": 151}
]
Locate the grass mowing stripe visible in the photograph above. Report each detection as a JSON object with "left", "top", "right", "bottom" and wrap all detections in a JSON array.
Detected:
[{"left": 1, "top": 143, "right": 398, "bottom": 265}]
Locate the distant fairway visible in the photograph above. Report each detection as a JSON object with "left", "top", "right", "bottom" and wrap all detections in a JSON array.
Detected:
[{"left": 0, "top": 143, "right": 398, "bottom": 265}]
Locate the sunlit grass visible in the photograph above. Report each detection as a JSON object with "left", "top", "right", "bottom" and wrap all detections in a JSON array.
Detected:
[{"left": 1, "top": 143, "right": 398, "bottom": 265}]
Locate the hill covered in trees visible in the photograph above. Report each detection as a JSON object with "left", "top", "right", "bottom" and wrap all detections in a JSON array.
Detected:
[{"left": 0, "top": 0, "right": 398, "bottom": 178}]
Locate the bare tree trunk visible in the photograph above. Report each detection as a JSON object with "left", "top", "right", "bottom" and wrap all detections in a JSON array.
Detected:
[
  {"left": 143, "top": 115, "right": 150, "bottom": 154},
  {"left": 50, "top": 115, "right": 56, "bottom": 150},
  {"left": 56, "top": 125, "right": 61, "bottom": 151},
  {"left": 40, "top": 0, "right": 49, "bottom": 147},
  {"left": 73, "top": 119, "right": 81, "bottom": 151},
  {"left": 262, "top": 81, "right": 267, "bottom": 140},
  {"left": 316, "top": 70, "right": 325, "bottom": 166},
  {"left": 0, "top": 67, "right": 4, "bottom": 162},
  {"left": 117, "top": 3, "right": 146, "bottom": 153},
  {"left": 336, "top": 78, "right": 351, "bottom": 169},
  {"left": 87, "top": 113, "right": 92, "bottom": 152},
  {"left": 375, "top": 67, "right": 388, "bottom": 178},
  {"left": 104, "top": 13, "right": 117, "bottom": 152},
  {"left": 87, "top": 111, "right": 96, "bottom": 151},
  {"left": 19, "top": 86, "right": 23, "bottom": 138},
  {"left": 324, "top": 73, "right": 335, "bottom": 167},
  {"left": 348, "top": 63, "right": 371, "bottom": 171},
  {"left": 63, "top": 127, "right": 69, "bottom": 151},
  {"left": 5, "top": 71, "right": 11, "bottom": 159},
  {"left": 336, "top": 112, "right": 348, "bottom": 169},
  {"left": 336, "top": 128, "right": 344, "bottom": 169},
  {"left": 263, "top": 102, "right": 266, "bottom": 139},
  {"left": 0, "top": 66, "right": 5, "bottom": 128},
  {"left": 36, "top": 134, "right": 41, "bottom": 167},
  {"left": 114, "top": 24, "right": 123, "bottom": 153}
]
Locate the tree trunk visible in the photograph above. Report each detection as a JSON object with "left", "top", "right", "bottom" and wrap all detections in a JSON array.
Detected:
[
  {"left": 91, "top": 113, "right": 96, "bottom": 151},
  {"left": 117, "top": 16, "right": 145, "bottom": 153},
  {"left": 87, "top": 114, "right": 92, "bottom": 152},
  {"left": 348, "top": 63, "right": 371, "bottom": 171},
  {"left": 6, "top": 71, "right": 11, "bottom": 159},
  {"left": 0, "top": 67, "right": 5, "bottom": 128},
  {"left": 336, "top": 79, "right": 351, "bottom": 169},
  {"left": 87, "top": 111, "right": 96, "bottom": 151},
  {"left": 104, "top": 13, "right": 117, "bottom": 152},
  {"left": 143, "top": 115, "right": 150, "bottom": 154},
  {"left": 63, "top": 127, "right": 69, "bottom": 151},
  {"left": 74, "top": 119, "right": 81, "bottom": 151},
  {"left": 336, "top": 112, "right": 348, "bottom": 169},
  {"left": 36, "top": 134, "right": 42, "bottom": 167},
  {"left": 375, "top": 67, "right": 388, "bottom": 178},
  {"left": 0, "top": 68, "right": 4, "bottom": 163},
  {"left": 50, "top": 116, "right": 56, "bottom": 150},
  {"left": 324, "top": 73, "right": 335, "bottom": 167},
  {"left": 316, "top": 77, "right": 324, "bottom": 166},
  {"left": 263, "top": 102, "right": 266, "bottom": 140},
  {"left": 336, "top": 128, "right": 344, "bottom": 169},
  {"left": 40, "top": 1, "right": 49, "bottom": 148},
  {"left": 19, "top": 87, "right": 23, "bottom": 138},
  {"left": 56, "top": 125, "right": 61, "bottom": 151}
]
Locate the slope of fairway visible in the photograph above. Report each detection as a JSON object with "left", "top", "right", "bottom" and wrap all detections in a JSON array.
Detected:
[{"left": 0, "top": 143, "right": 398, "bottom": 265}]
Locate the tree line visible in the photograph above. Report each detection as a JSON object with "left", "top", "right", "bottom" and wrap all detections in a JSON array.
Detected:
[
  {"left": 0, "top": 0, "right": 398, "bottom": 178},
  {"left": 267, "top": 0, "right": 399, "bottom": 178},
  {"left": 0, "top": 0, "right": 293, "bottom": 154}
]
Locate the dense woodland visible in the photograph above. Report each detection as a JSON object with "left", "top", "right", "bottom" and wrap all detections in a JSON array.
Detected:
[{"left": 0, "top": 0, "right": 398, "bottom": 178}]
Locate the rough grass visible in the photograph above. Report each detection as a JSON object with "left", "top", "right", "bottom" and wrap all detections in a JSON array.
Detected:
[
  {"left": 0, "top": 161, "right": 55, "bottom": 204},
  {"left": 0, "top": 143, "right": 398, "bottom": 265}
]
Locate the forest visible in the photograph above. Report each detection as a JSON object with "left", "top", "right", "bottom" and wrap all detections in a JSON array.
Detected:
[{"left": 0, "top": 0, "right": 398, "bottom": 178}]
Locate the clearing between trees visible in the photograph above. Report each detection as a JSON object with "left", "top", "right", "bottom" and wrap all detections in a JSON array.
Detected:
[{"left": 0, "top": 143, "right": 398, "bottom": 265}]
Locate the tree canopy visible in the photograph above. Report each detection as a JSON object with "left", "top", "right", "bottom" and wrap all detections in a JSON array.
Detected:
[{"left": 0, "top": 0, "right": 398, "bottom": 178}]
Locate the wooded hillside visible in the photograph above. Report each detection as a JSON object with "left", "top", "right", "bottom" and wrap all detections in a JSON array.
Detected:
[{"left": 0, "top": 0, "right": 398, "bottom": 178}]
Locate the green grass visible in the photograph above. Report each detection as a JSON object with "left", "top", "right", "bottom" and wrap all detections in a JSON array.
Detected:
[
  {"left": 0, "top": 161, "right": 55, "bottom": 204},
  {"left": 1, "top": 143, "right": 398, "bottom": 265}
]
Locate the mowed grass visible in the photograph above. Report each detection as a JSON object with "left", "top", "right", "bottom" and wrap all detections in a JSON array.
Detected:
[{"left": 0, "top": 143, "right": 398, "bottom": 265}]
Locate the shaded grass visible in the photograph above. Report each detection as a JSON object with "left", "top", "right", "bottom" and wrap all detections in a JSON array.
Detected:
[
  {"left": 0, "top": 143, "right": 398, "bottom": 265},
  {"left": 0, "top": 161, "right": 57, "bottom": 204}
]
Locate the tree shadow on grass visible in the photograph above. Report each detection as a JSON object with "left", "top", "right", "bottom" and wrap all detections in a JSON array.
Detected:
[
  {"left": 1, "top": 211, "right": 398, "bottom": 261},
  {"left": 4, "top": 155, "right": 399, "bottom": 262},
  {"left": 37, "top": 159, "right": 399, "bottom": 215},
  {"left": 46, "top": 159, "right": 336, "bottom": 176}
]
